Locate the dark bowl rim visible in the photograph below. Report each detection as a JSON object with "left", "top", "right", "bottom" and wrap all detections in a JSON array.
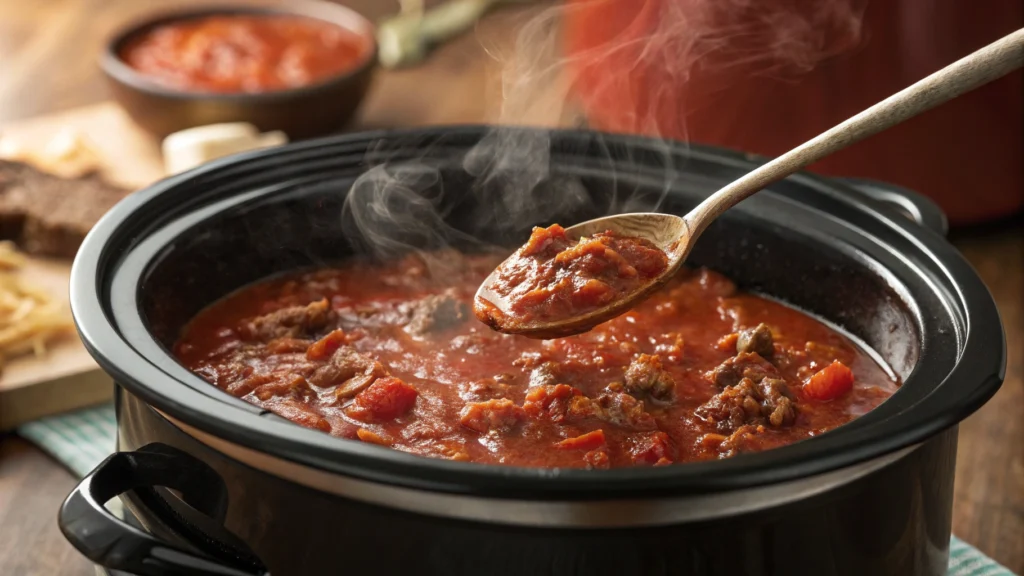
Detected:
[
  {"left": 71, "top": 125, "right": 1007, "bottom": 500},
  {"left": 99, "top": 1, "right": 378, "bottom": 102}
]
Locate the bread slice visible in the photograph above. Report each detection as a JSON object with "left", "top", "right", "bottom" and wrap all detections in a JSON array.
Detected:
[{"left": 0, "top": 160, "right": 130, "bottom": 259}]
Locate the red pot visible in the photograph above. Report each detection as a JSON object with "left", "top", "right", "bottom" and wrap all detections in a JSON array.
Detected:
[{"left": 564, "top": 0, "right": 1023, "bottom": 225}]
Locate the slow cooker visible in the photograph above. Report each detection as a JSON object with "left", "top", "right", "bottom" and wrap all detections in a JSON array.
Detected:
[{"left": 60, "top": 127, "right": 1004, "bottom": 576}]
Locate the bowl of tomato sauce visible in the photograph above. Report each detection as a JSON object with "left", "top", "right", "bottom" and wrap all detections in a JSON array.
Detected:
[{"left": 101, "top": 1, "right": 376, "bottom": 139}]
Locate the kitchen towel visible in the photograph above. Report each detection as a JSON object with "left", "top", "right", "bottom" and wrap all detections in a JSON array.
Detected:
[{"left": 19, "top": 403, "right": 1018, "bottom": 576}]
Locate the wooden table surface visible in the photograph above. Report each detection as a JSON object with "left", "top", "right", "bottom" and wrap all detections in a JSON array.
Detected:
[{"left": 0, "top": 1, "right": 1021, "bottom": 575}]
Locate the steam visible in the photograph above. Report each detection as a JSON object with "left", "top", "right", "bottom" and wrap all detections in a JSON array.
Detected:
[{"left": 342, "top": 0, "right": 866, "bottom": 272}]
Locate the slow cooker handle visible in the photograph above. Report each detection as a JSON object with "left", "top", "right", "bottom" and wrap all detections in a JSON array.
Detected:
[
  {"left": 837, "top": 177, "right": 949, "bottom": 237},
  {"left": 58, "top": 444, "right": 265, "bottom": 576}
]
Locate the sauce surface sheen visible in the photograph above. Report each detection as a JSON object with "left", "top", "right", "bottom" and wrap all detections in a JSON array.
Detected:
[{"left": 176, "top": 252, "right": 898, "bottom": 469}]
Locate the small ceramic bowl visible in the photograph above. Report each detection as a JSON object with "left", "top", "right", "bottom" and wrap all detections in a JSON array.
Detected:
[{"left": 101, "top": 1, "right": 377, "bottom": 140}]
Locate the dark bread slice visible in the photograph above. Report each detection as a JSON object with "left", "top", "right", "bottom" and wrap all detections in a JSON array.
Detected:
[
  {"left": 0, "top": 161, "right": 32, "bottom": 239},
  {"left": 0, "top": 159, "right": 130, "bottom": 258}
]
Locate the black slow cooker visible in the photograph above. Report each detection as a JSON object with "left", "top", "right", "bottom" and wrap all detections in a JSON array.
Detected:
[{"left": 60, "top": 127, "right": 1005, "bottom": 576}]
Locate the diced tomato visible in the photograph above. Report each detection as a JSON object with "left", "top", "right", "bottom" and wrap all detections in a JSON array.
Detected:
[
  {"left": 555, "top": 429, "right": 606, "bottom": 450},
  {"left": 306, "top": 329, "right": 347, "bottom": 360},
  {"left": 631, "top": 431, "right": 672, "bottom": 465},
  {"left": 347, "top": 377, "right": 418, "bottom": 422},
  {"left": 802, "top": 360, "right": 855, "bottom": 401}
]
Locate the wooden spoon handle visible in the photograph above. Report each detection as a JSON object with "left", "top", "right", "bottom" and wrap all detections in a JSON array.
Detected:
[{"left": 685, "top": 27, "right": 1024, "bottom": 238}]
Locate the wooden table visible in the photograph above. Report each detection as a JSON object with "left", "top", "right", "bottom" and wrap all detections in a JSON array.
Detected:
[{"left": 0, "top": 1, "right": 1021, "bottom": 574}]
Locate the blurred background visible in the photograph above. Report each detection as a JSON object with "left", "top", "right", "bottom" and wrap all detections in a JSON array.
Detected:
[{"left": 0, "top": 1, "right": 1020, "bottom": 575}]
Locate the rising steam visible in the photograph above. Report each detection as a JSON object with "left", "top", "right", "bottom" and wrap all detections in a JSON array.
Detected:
[{"left": 342, "top": 0, "right": 866, "bottom": 269}]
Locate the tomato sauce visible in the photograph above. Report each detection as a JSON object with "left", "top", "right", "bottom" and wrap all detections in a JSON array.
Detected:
[
  {"left": 475, "top": 224, "right": 669, "bottom": 329},
  {"left": 175, "top": 252, "right": 899, "bottom": 469},
  {"left": 119, "top": 14, "right": 369, "bottom": 93}
]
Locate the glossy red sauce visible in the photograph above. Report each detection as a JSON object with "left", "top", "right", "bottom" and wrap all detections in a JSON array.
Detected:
[
  {"left": 119, "top": 14, "right": 369, "bottom": 93},
  {"left": 475, "top": 224, "right": 669, "bottom": 329},
  {"left": 175, "top": 252, "right": 898, "bottom": 468}
]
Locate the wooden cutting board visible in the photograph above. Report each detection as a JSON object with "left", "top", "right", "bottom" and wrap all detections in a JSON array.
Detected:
[{"left": 0, "top": 102, "right": 164, "bottom": 429}]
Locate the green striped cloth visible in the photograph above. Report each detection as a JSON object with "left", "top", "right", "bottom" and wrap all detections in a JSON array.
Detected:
[{"left": 19, "top": 403, "right": 1018, "bottom": 576}]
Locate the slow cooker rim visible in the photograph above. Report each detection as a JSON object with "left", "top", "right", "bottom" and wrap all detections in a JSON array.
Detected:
[{"left": 71, "top": 125, "right": 1005, "bottom": 498}]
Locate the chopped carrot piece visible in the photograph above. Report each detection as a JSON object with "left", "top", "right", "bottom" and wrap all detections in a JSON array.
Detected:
[
  {"left": 356, "top": 428, "right": 390, "bottom": 446},
  {"left": 803, "top": 360, "right": 854, "bottom": 401},
  {"left": 306, "top": 329, "right": 347, "bottom": 360},
  {"left": 555, "top": 429, "right": 606, "bottom": 450},
  {"left": 716, "top": 333, "right": 739, "bottom": 352}
]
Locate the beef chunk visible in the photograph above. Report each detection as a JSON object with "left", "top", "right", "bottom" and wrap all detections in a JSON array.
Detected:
[
  {"left": 308, "top": 346, "right": 385, "bottom": 399},
  {"left": 706, "top": 352, "right": 777, "bottom": 388},
  {"left": 403, "top": 290, "right": 470, "bottom": 337},
  {"left": 460, "top": 398, "right": 526, "bottom": 433},
  {"left": 736, "top": 323, "right": 774, "bottom": 357},
  {"left": 242, "top": 299, "right": 335, "bottom": 341},
  {"left": 253, "top": 375, "right": 314, "bottom": 402},
  {"left": 624, "top": 354, "right": 675, "bottom": 401},
  {"left": 695, "top": 376, "right": 797, "bottom": 433},
  {"left": 569, "top": 392, "right": 657, "bottom": 431}
]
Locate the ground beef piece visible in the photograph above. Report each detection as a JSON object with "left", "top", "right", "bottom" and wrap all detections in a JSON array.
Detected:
[
  {"left": 736, "top": 323, "right": 774, "bottom": 357},
  {"left": 242, "top": 299, "right": 335, "bottom": 341},
  {"left": 706, "top": 352, "right": 777, "bottom": 388},
  {"left": 403, "top": 289, "right": 470, "bottom": 337},
  {"left": 717, "top": 425, "right": 762, "bottom": 457},
  {"left": 457, "top": 376, "right": 514, "bottom": 401},
  {"left": 583, "top": 448, "right": 611, "bottom": 470},
  {"left": 528, "top": 361, "right": 562, "bottom": 388},
  {"left": 695, "top": 376, "right": 797, "bottom": 433},
  {"left": 253, "top": 375, "right": 314, "bottom": 402},
  {"left": 569, "top": 392, "right": 657, "bottom": 430},
  {"left": 624, "top": 354, "right": 675, "bottom": 401},
  {"left": 760, "top": 378, "right": 798, "bottom": 426},
  {"left": 308, "top": 346, "right": 386, "bottom": 400},
  {"left": 460, "top": 399, "right": 526, "bottom": 433},
  {"left": 523, "top": 384, "right": 581, "bottom": 422}
]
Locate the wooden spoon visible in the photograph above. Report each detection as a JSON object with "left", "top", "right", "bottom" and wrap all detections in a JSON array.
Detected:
[{"left": 476, "top": 27, "right": 1024, "bottom": 339}]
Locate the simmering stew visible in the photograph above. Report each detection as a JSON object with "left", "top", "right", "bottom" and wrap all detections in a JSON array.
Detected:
[{"left": 176, "top": 251, "right": 898, "bottom": 468}]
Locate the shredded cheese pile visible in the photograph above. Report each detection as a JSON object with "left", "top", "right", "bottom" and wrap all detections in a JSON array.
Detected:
[{"left": 0, "top": 241, "right": 73, "bottom": 370}]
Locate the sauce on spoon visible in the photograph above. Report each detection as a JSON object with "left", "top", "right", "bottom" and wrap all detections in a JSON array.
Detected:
[{"left": 473, "top": 224, "right": 668, "bottom": 332}]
